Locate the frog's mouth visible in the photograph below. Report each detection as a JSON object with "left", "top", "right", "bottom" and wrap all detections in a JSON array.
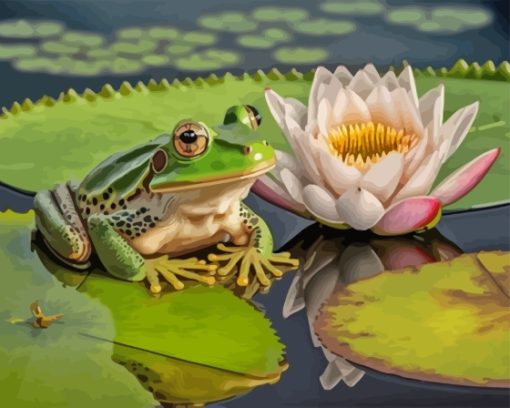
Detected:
[{"left": 150, "top": 159, "right": 276, "bottom": 193}]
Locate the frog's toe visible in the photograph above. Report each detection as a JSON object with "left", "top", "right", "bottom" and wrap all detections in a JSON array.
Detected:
[
  {"left": 209, "top": 245, "right": 299, "bottom": 287},
  {"left": 144, "top": 256, "right": 217, "bottom": 293}
]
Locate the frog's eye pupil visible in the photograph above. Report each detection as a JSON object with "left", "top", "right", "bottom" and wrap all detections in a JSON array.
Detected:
[{"left": 180, "top": 131, "right": 198, "bottom": 144}]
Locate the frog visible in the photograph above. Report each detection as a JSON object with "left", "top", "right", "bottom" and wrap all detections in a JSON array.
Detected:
[{"left": 33, "top": 105, "right": 298, "bottom": 294}]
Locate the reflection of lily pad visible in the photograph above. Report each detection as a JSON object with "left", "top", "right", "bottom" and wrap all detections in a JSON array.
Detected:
[
  {"left": 0, "top": 44, "right": 36, "bottom": 59},
  {"left": 290, "top": 18, "right": 356, "bottom": 36},
  {"left": 252, "top": 7, "right": 309, "bottom": 22},
  {"left": 198, "top": 11, "right": 257, "bottom": 32},
  {"left": 315, "top": 252, "right": 510, "bottom": 387},
  {"left": 0, "top": 19, "right": 64, "bottom": 38},
  {"left": 274, "top": 47, "right": 328, "bottom": 64},
  {"left": 0, "top": 211, "right": 155, "bottom": 407},
  {"left": 175, "top": 49, "right": 240, "bottom": 71},
  {"left": 320, "top": 0, "right": 384, "bottom": 15},
  {"left": 61, "top": 30, "right": 105, "bottom": 47},
  {"left": 0, "top": 67, "right": 508, "bottom": 212}
]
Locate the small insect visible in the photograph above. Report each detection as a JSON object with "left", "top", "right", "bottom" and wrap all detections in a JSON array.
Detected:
[{"left": 30, "top": 301, "right": 64, "bottom": 329}]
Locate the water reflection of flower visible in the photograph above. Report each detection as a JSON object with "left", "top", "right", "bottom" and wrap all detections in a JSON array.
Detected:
[
  {"left": 256, "top": 64, "right": 500, "bottom": 235},
  {"left": 282, "top": 227, "right": 462, "bottom": 390}
]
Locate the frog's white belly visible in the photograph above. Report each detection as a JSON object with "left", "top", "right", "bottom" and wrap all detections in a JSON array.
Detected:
[{"left": 129, "top": 180, "right": 252, "bottom": 256}]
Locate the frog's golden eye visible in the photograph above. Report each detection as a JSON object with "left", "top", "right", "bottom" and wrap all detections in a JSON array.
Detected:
[{"left": 173, "top": 121, "right": 209, "bottom": 158}]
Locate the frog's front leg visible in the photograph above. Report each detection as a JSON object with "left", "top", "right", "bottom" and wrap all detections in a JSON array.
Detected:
[
  {"left": 87, "top": 215, "right": 216, "bottom": 293},
  {"left": 209, "top": 203, "right": 299, "bottom": 287}
]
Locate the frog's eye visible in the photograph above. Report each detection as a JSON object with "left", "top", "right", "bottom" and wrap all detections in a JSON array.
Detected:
[{"left": 173, "top": 121, "right": 209, "bottom": 158}]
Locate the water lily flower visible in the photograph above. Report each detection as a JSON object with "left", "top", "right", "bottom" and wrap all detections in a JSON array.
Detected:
[{"left": 255, "top": 64, "right": 500, "bottom": 235}]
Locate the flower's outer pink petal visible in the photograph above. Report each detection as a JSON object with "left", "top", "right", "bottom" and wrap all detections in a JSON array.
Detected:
[
  {"left": 430, "top": 148, "right": 500, "bottom": 206},
  {"left": 252, "top": 177, "right": 306, "bottom": 214},
  {"left": 372, "top": 196, "right": 442, "bottom": 236},
  {"left": 335, "top": 187, "right": 385, "bottom": 230}
]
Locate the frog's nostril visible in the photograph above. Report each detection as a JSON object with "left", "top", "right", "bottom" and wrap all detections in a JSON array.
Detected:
[{"left": 243, "top": 146, "right": 252, "bottom": 155}]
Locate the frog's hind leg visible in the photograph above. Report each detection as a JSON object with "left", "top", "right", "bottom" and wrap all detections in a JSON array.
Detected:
[{"left": 34, "top": 183, "right": 92, "bottom": 269}]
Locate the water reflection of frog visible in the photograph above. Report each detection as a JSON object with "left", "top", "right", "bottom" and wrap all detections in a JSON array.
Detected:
[{"left": 34, "top": 105, "right": 298, "bottom": 293}]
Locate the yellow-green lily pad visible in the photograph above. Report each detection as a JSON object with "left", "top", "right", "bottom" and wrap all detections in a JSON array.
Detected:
[
  {"left": 0, "top": 44, "right": 36, "bottom": 59},
  {"left": 1, "top": 210, "right": 286, "bottom": 405},
  {"left": 0, "top": 19, "right": 64, "bottom": 38},
  {"left": 198, "top": 11, "right": 258, "bottom": 33},
  {"left": 315, "top": 252, "right": 510, "bottom": 388},
  {"left": 0, "top": 68, "right": 508, "bottom": 212}
]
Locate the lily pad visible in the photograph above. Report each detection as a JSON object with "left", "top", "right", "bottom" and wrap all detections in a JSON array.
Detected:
[
  {"left": 110, "top": 39, "right": 158, "bottom": 55},
  {"left": 147, "top": 26, "right": 180, "bottom": 40},
  {"left": 0, "top": 19, "right": 64, "bottom": 38},
  {"left": 0, "top": 70, "right": 508, "bottom": 212},
  {"left": 1, "top": 210, "right": 286, "bottom": 405},
  {"left": 252, "top": 7, "right": 309, "bottom": 22},
  {"left": 174, "top": 49, "right": 241, "bottom": 70},
  {"left": 0, "top": 44, "right": 36, "bottom": 60},
  {"left": 273, "top": 47, "right": 329, "bottom": 64},
  {"left": 290, "top": 18, "right": 356, "bottom": 36},
  {"left": 60, "top": 30, "right": 105, "bottom": 48},
  {"left": 40, "top": 39, "right": 81, "bottom": 55},
  {"left": 320, "top": 0, "right": 384, "bottom": 15},
  {"left": 198, "top": 11, "right": 258, "bottom": 32},
  {"left": 238, "top": 29, "right": 292, "bottom": 49},
  {"left": 315, "top": 252, "right": 510, "bottom": 388},
  {"left": 142, "top": 54, "right": 170, "bottom": 66}
]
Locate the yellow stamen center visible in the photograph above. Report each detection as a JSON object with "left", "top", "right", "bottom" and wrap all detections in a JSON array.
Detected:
[{"left": 327, "top": 122, "right": 419, "bottom": 170}]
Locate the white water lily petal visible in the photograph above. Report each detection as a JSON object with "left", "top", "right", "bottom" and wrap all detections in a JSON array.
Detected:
[
  {"left": 365, "top": 85, "right": 403, "bottom": 130},
  {"left": 264, "top": 89, "right": 286, "bottom": 130},
  {"left": 362, "top": 63, "right": 381, "bottom": 84},
  {"left": 379, "top": 70, "right": 399, "bottom": 91},
  {"left": 318, "top": 98, "right": 332, "bottom": 137},
  {"left": 285, "top": 116, "right": 323, "bottom": 184},
  {"left": 280, "top": 168, "right": 304, "bottom": 204},
  {"left": 303, "top": 184, "right": 343, "bottom": 223},
  {"left": 404, "top": 131, "right": 430, "bottom": 180},
  {"left": 333, "top": 65, "right": 353, "bottom": 86},
  {"left": 335, "top": 187, "right": 385, "bottom": 230},
  {"left": 339, "top": 244, "right": 385, "bottom": 285},
  {"left": 284, "top": 97, "right": 308, "bottom": 129},
  {"left": 282, "top": 269, "right": 305, "bottom": 318},
  {"left": 393, "top": 151, "right": 441, "bottom": 202},
  {"left": 445, "top": 101, "right": 479, "bottom": 160},
  {"left": 275, "top": 149, "right": 302, "bottom": 177},
  {"left": 324, "top": 75, "right": 343, "bottom": 107},
  {"left": 334, "top": 89, "right": 371, "bottom": 125},
  {"left": 318, "top": 148, "right": 362, "bottom": 195},
  {"left": 361, "top": 152, "right": 404, "bottom": 202},
  {"left": 347, "top": 70, "right": 375, "bottom": 99},
  {"left": 418, "top": 84, "right": 444, "bottom": 147},
  {"left": 391, "top": 87, "right": 424, "bottom": 137},
  {"left": 308, "top": 66, "right": 334, "bottom": 125},
  {"left": 398, "top": 66, "right": 419, "bottom": 107},
  {"left": 252, "top": 177, "right": 306, "bottom": 214}
]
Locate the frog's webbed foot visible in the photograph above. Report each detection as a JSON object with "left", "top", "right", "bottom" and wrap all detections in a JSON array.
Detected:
[
  {"left": 145, "top": 256, "right": 217, "bottom": 294},
  {"left": 208, "top": 243, "right": 299, "bottom": 287}
]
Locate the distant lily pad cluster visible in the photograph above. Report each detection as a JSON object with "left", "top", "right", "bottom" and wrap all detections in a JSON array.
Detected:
[{"left": 0, "top": 1, "right": 495, "bottom": 76}]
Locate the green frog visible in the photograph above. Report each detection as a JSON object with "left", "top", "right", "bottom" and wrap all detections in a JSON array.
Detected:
[{"left": 34, "top": 105, "right": 298, "bottom": 293}]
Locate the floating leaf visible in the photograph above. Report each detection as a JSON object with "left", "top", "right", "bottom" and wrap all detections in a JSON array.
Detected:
[
  {"left": 273, "top": 47, "right": 329, "bottom": 64},
  {"left": 0, "top": 19, "right": 64, "bottom": 38},
  {"left": 198, "top": 11, "right": 258, "bottom": 32},
  {"left": 315, "top": 252, "right": 510, "bottom": 387}
]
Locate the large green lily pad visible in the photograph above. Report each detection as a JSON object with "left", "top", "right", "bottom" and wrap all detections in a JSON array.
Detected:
[
  {"left": 315, "top": 251, "right": 510, "bottom": 388},
  {"left": 0, "top": 66, "right": 508, "bottom": 211},
  {"left": 1, "top": 210, "right": 285, "bottom": 406}
]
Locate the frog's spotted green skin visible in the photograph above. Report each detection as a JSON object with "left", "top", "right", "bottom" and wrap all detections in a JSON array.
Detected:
[{"left": 34, "top": 105, "right": 299, "bottom": 292}]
